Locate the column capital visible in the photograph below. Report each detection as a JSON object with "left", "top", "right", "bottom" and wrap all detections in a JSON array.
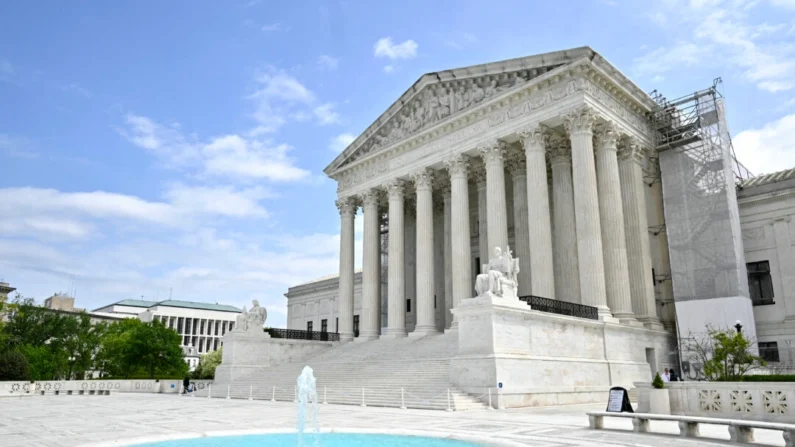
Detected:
[
  {"left": 548, "top": 136, "right": 572, "bottom": 166},
  {"left": 563, "top": 106, "right": 598, "bottom": 135},
  {"left": 505, "top": 149, "right": 527, "bottom": 176},
  {"left": 478, "top": 139, "right": 508, "bottom": 165},
  {"left": 594, "top": 121, "right": 620, "bottom": 152},
  {"left": 411, "top": 168, "right": 435, "bottom": 191},
  {"left": 617, "top": 137, "right": 645, "bottom": 164},
  {"left": 335, "top": 196, "right": 357, "bottom": 216},
  {"left": 443, "top": 153, "right": 470, "bottom": 179},
  {"left": 384, "top": 179, "right": 406, "bottom": 200},
  {"left": 518, "top": 124, "right": 549, "bottom": 154},
  {"left": 360, "top": 188, "right": 382, "bottom": 209}
]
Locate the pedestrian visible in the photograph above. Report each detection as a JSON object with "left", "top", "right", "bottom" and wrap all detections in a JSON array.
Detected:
[
  {"left": 182, "top": 376, "right": 190, "bottom": 394},
  {"left": 669, "top": 369, "right": 680, "bottom": 382},
  {"left": 662, "top": 368, "right": 670, "bottom": 383}
]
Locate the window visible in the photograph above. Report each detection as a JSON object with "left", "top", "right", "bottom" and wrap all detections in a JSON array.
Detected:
[
  {"left": 321, "top": 319, "right": 328, "bottom": 333},
  {"left": 747, "top": 261, "right": 774, "bottom": 305},
  {"left": 353, "top": 315, "right": 359, "bottom": 337},
  {"left": 759, "top": 342, "right": 780, "bottom": 363},
  {"left": 406, "top": 298, "right": 411, "bottom": 313},
  {"left": 307, "top": 321, "right": 313, "bottom": 332}
]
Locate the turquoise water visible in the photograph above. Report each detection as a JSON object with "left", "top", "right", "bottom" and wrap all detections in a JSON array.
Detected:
[{"left": 134, "top": 433, "right": 486, "bottom": 447}]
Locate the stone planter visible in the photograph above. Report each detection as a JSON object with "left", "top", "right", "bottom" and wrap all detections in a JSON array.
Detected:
[{"left": 648, "top": 388, "right": 670, "bottom": 415}]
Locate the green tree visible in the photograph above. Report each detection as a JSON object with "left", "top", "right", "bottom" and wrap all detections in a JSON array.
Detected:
[
  {"left": 684, "top": 326, "right": 766, "bottom": 381},
  {"left": 96, "top": 319, "right": 187, "bottom": 379},
  {"left": 193, "top": 348, "right": 222, "bottom": 379},
  {"left": 0, "top": 350, "right": 30, "bottom": 381}
]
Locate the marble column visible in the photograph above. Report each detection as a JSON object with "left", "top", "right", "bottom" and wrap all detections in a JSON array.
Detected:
[
  {"left": 594, "top": 123, "right": 635, "bottom": 323},
  {"left": 412, "top": 168, "right": 437, "bottom": 336},
  {"left": 444, "top": 154, "right": 473, "bottom": 328},
  {"left": 549, "top": 138, "right": 581, "bottom": 304},
  {"left": 336, "top": 196, "right": 357, "bottom": 341},
  {"left": 507, "top": 150, "right": 532, "bottom": 296},
  {"left": 443, "top": 184, "right": 453, "bottom": 329},
  {"left": 771, "top": 217, "right": 795, "bottom": 321},
  {"left": 618, "top": 139, "right": 662, "bottom": 328},
  {"left": 479, "top": 140, "right": 509, "bottom": 253},
  {"left": 518, "top": 125, "right": 555, "bottom": 298},
  {"left": 385, "top": 180, "right": 407, "bottom": 337},
  {"left": 563, "top": 107, "right": 610, "bottom": 318},
  {"left": 359, "top": 189, "right": 382, "bottom": 340},
  {"left": 474, "top": 168, "right": 488, "bottom": 270}
]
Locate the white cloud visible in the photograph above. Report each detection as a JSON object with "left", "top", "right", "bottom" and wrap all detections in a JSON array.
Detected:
[
  {"left": 121, "top": 114, "right": 200, "bottom": 166},
  {"left": 329, "top": 133, "right": 356, "bottom": 153},
  {"left": 317, "top": 55, "right": 339, "bottom": 70},
  {"left": 0, "top": 218, "right": 94, "bottom": 240},
  {"left": 202, "top": 134, "right": 310, "bottom": 182},
  {"left": 633, "top": 42, "right": 710, "bottom": 75},
  {"left": 252, "top": 72, "right": 314, "bottom": 103},
  {"left": 374, "top": 37, "right": 418, "bottom": 60},
  {"left": 733, "top": 113, "right": 795, "bottom": 175},
  {"left": 163, "top": 183, "right": 273, "bottom": 218},
  {"left": 313, "top": 103, "right": 340, "bottom": 125},
  {"left": 383, "top": 65, "right": 394, "bottom": 73},
  {"left": 262, "top": 23, "right": 289, "bottom": 32}
]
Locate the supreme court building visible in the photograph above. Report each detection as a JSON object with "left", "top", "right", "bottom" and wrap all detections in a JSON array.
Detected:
[{"left": 286, "top": 47, "right": 794, "bottom": 370}]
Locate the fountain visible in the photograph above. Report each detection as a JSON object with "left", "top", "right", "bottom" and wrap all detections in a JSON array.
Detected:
[{"left": 296, "top": 366, "right": 319, "bottom": 447}]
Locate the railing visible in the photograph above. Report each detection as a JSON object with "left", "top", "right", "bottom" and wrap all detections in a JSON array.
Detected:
[
  {"left": 265, "top": 328, "right": 340, "bottom": 342},
  {"left": 518, "top": 295, "right": 598, "bottom": 320}
]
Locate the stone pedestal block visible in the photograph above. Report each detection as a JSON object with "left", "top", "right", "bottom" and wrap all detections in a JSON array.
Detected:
[
  {"left": 214, "top": 330, "right": 271, "bottom": 383},
  {"left": 454, "top": 296, "right": 531, "bottom": 356}
]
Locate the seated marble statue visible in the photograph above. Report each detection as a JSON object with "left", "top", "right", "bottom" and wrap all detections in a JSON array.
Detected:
[
  {"left": 475, "top": 246, "right": 520, "bottom": 300},
  {"left": 234, "top": 299, "right": 268, "bottom": 333}
]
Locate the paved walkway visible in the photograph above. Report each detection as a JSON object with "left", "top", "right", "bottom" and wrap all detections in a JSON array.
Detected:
[{"left": 0, "top": 394, "right": 785, "bottom": 446}]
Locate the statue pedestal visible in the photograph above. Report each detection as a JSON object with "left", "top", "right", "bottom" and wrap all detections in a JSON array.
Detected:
[
  {"left": 214, "top": 330, "right": 271, "bottom": 383},
  {"left": 453, "top": 295, "right": 532, "bottom": 356}
]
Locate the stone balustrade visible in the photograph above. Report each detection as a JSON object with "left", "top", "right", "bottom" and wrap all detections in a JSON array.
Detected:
[{"left": 0, "top": 379, "right": 215, "bottom": 395}]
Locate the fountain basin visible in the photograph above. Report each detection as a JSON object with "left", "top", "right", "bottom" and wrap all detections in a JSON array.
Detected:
[{"left": 133, "top": 433, "right": 488, "bottom": 446}]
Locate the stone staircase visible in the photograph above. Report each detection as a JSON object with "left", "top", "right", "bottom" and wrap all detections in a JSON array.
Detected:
[{"left": 198, "top": 332, "right": 488, "bottom": 411}]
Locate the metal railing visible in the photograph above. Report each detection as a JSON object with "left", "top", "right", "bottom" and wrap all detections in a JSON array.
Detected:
[
  {"left": 265, "top": 328, "right": 340, "bottom": 342},
  {"left": 518, "top": 295, "right": 599, "bottom": 320}
]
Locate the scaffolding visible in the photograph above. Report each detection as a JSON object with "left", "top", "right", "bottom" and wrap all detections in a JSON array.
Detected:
[{"left": 650, "top": 78, "right": 752, "bottom": 304}]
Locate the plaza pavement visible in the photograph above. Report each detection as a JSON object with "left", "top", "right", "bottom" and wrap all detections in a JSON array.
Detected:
[{"left": 0, "top": 393, "right": 785, "bottom": 446}]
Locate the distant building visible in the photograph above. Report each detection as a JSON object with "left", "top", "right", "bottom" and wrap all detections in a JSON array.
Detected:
[
  {"left": 0, "top": 281, "right": 16, "bottom": 322},
  {"left": 44, "top": 293, "right": 80, "bottom": 311}
]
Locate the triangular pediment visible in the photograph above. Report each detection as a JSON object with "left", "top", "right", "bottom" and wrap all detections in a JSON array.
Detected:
[{"left": 325, "top": 47, "right": 601, "bottom": 175}]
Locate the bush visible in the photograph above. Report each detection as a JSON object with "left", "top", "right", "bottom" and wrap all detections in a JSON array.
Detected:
[
  {"left": 652, "top": 372, "right": 664, "bottom": 389},
  {"left": 0, "top": 350, "right": 31, "bottom": 381},
  {"left": 740, "top": 374, "right": 795, "bottom": 382}
]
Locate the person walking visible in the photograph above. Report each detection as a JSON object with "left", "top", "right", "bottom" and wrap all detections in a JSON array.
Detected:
[{"left": 182, "top": 376, "right": 190, "bottom": 395}]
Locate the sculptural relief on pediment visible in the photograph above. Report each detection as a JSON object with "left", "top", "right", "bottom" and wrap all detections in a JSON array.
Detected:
[{"left": 341, "top": 66, "right": 564, "bottom": 167}]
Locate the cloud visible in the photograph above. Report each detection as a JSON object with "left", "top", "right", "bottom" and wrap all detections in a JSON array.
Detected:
[
  {"left": 313, "top": 103, "right": 340, "bottom": 125},
  {"left": 262, "top": 23, "right": 289, "bottom": 32},
  {"left": 252, "top": 72, "right": 314, "bottom": 103},
  {"left": 632, "top": 42, "right": 710, "bottom": 75},
  {"left": 317, "top": 55, "right": 339, "bottom": 70},
  {"left": 733, "top": 113, "right": 795, "bottom": 175},
  {"left": 383, "top": 65, "right": 394, "bottom": 73},
  {"left": 0, "top": 218, "right": 95, "bottom": 240},
  {"left": 163, "top": 183, "right": 273, "bottom": 218},
  {"left": 0, "top": 134, "right": 38, "bottom": 159},
  {"left": 374, "top": 37, "right": 418, "bottom": 60},
  {"left": 202, "top": 134, "right": 310, "bottom": 181},
  {"left": 329, "top": 133, "right": 356, "bottom": 153}
]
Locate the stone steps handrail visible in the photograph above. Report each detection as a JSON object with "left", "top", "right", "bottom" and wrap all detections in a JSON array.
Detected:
[{"left": 587, "top": 411, "right": 794, "bottom": 447}]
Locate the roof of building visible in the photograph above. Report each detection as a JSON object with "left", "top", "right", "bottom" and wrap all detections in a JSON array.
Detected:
[
  {"left": 94, "top": 299, "right": 240, "bottom": 313},
  {"left": 739, "top": 167, "right": 795, "bottom": 189},
  {"left": 289, "top": 268, "right": 364, "bottom": 289}
]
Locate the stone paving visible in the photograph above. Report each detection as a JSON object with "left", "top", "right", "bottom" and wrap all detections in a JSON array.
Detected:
[{"left": 0, "top": 393, "right": 785, "bottom": 446}]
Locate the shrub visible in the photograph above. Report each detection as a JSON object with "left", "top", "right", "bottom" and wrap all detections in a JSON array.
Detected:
[
  {"left": 0, "top": 350, "right": 31, "bottom": 381},
  {"left": 652, "top": 372, "right": 664, "bottom": 389},
  {"left": 741, "top": 374, "right": 795, "bottom": 382}
]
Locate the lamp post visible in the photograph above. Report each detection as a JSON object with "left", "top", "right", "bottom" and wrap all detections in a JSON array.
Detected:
[
  {"left": 734, "top": 320, "right": 743, "bottom": 334},
  {"left": 67, "top": 355, "right": 75, "bottom": 380}
]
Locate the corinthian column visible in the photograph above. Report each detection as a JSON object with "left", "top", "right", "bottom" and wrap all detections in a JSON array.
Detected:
[
  {"left": 359, "top": 189, "right": 382, "bottom": 340},
  {"left": 444, "top": 154, "right": 473, "bottom": 328},
  {"left": 385, "top": 180, "right": 407, "bottom": 337},
  {"left": 442, "top": 184, "right": 453, "bottom": 329},
  {"left": 618, "top": 139, "right": 662, "bottom": 329},
  {"left": 336, "top": 196, "right": 357, "bottom": 341},
  {"left": 411, "top": 168, "right": 437, "bottom": 336},
  {"left": 473, "top": 166, "right": 488, "bottom": 269},
  {"left": 549, "top": 138, "right": 581, "bottom": 304},
  {"left": 595, "top": 123, "right": 635, "bottom": 323},
  {"left": 479, "top": 140, "right": 509, "bottom": 252},
  {"left": 518, "top": 125, "right": 555, "bottom": 298},
  {"left": 563, "top": 107, "right": 610, "bottom": 318},
  {"left": 507, "top": 150, "right": 532, "bottom": 296}
]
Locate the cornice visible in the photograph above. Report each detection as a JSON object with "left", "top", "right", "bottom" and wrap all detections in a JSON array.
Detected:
[{"left": 738, "top": 190, "right": 795, "bottom": 208}]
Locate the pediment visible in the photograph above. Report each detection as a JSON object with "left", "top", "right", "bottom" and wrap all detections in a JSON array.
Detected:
[{"left": 325, "top": 47, "right": 598, "bottom": 175}]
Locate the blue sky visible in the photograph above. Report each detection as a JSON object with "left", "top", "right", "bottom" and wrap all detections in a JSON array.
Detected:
[{"left": 1, "top": 0, "right": 794, "bottom": 327}]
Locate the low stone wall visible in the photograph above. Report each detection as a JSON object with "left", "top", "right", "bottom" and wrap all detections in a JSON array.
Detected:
[
  {"left": 451, "top": 296, "right": 676, "bottom": 408},
  {"left": 661, "top": 381, "right": 795, "bottom": 423},
  {"left": 0, "top": 379, "right": 214, "bottom": 395}
]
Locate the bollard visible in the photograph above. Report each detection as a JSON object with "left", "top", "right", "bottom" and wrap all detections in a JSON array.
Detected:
[
  {"left": 323, "top": 386, "right": 328, "bottom": 405},
  {"left": 208, "top": 384, "right": 212, "bottom": 399},
  {"left": 400, "top": 388, "right": 406, "bottom": 410},
  {"left": 487, "top": 388, "right": 493, "bottom": 410},
  {"left": 294, "top": 385, "right": 297, "bottom": 403},
  {"left": 271, "top": 385, "right": 276, "bottom": 402},
  {"left": 446, "top": 389, "right": 453, "bottom": 412},
  {"left": 249, "top": 385, "right": 253, "bottom": 401},
  {"left": 360, "top": 387, "right": 366, "bottom": 407},
  {"left": 226, "top": 384, "right": 231, "bottom": 399}
]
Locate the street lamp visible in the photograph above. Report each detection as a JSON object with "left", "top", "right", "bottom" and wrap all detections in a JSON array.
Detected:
[
  {"left": 734, "top": 320, "right": 743, "bottom": 334},
  {"left": 67, "top": 355, "right": 75, "bottom": 380}
]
